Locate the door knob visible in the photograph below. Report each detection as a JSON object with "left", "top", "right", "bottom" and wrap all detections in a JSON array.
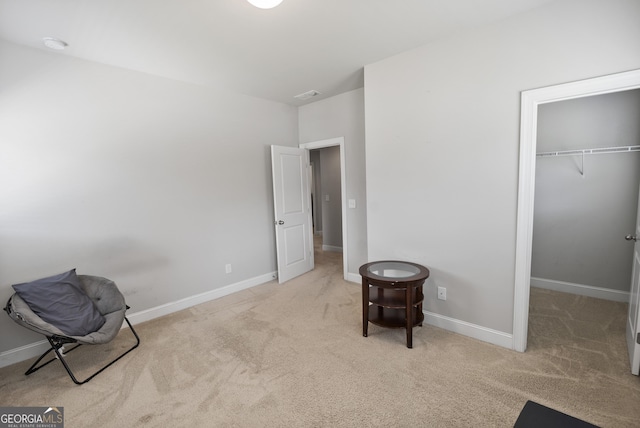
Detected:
[
  {"left": 625, "top": 234, "right": 637, "bottom": 241},
  {"left": 275, "top": 220, "right": 284, "bottom": 225}
]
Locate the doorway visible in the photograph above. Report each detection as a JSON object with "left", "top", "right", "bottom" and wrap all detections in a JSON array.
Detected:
[
  {"left": 309, "top": 146, "right": 342, "bottom": 248},
  {"left": 299, "top": 137, "right": 348, "bottom": 281},
  {"left": 527, "top": 91, "right": 640, "bottom": 369},
  {"left": 531, "top": 90, "right": 640, "bottom": 299},
  {"left": 513, "top": 69, "right": 640, "bottom": 352}
]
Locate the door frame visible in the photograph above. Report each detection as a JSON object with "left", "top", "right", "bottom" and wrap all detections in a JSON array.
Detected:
[
  {"left": 513, "top": 69, "right": 640, "bottom": 352},
  {"left": 299, "top": 137, "right": 348, "bottom": 281}
]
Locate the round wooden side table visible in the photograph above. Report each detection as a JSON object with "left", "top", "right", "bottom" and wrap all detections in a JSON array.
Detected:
[{"left": 360, "top": 261, "right": 430, "bottom": 348}]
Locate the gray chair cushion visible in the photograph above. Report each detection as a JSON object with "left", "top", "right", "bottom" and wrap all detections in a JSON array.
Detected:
[
  {"left": 8, "top": 274, "right": 127, "bottom": 345},
  {"left": 74, "top": 275, "right": 127, "bottom": 344},
  {"left": 12, "top": 269, "right": 105, "bottom": 336}
]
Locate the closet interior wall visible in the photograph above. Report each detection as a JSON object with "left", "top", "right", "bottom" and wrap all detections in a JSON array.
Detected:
[{"left": 532, "top": 89, "right": 640, "bottom": 296}]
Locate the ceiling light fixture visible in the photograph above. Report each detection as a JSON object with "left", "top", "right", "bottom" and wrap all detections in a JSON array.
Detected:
[
  {"left": 294, "top": 90, "right": 321, "bottom": 101},
  {"left": 247, "top": 0, "right": 283, "bottom": 9},
  {"left": 42, "top": 37, "right": 68, "bottom": 50}
]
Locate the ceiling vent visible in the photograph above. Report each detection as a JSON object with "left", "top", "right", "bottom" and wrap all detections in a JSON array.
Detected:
[{"left": 294, "top": 90, "right": 321, "bottom": 101}]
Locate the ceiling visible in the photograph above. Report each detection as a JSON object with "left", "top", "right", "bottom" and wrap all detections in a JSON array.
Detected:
[{"left": 0, "top": 0, "right": 555, "bottom": 106}]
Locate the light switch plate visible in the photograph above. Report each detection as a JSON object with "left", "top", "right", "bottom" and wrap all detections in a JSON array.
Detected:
[{"left": 348, "top": 199, "right": 356, "bottom": 209}]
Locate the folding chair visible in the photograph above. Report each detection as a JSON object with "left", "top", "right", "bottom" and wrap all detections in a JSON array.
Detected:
[{"left": 4, "top": 272, "right": 140, "bottom": 385}]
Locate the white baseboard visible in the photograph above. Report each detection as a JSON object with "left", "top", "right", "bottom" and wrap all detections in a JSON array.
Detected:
[
  {"left": 346, "top": 272, "right": 361, "bottom": 284},
  {"left": 0, "top": 340, "right": 51, "bottom": 370},
  {"left": 423, "top": 311, "right": 514, "bottom": 350},
  {"left": 0, "top": 271, "right": 277, "bottom": 369},
  {"left": 126, "top": 271, "right": 276, "bottom": 325},
  {"left": 530, "top": 277, "right": 629, "bottom": 302},
  {"left": 322, "top": 245, "right": 343, "bottom": 253}
]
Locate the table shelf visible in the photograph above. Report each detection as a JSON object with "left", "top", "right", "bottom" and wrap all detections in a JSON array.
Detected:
[
  {"left": 367, "top": 306, "right": 425, "bottom": 329},
  {"left": 369, "top": 287, "right": 424, "bottom": 309}
]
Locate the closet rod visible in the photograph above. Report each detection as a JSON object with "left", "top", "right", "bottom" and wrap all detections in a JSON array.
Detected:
[{"left": 536, "top": 145, "right": 640, "bottom": 157}]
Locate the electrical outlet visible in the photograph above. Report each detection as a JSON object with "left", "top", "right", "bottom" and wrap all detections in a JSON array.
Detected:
[
  {"left": 225, "top": 264, "right": 232, "bottom": 274},
  {"left": 437, "top": 286, "right": 446, "bottom": 301}
]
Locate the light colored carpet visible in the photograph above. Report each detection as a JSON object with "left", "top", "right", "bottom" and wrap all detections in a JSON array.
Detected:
[{"left": 1, "top": 249, "right": 639, "bottom": 427}]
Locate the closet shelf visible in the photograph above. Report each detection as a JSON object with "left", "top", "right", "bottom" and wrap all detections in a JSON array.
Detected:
[{"left": 537, "top": 145, "right": 640, "bottom": 157}]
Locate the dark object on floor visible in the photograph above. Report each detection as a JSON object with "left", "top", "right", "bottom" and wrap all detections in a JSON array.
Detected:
[
  {"left": 4, "top": 272, "right": 139, "bottom": 385},
  {"left": 514, "top": 400, "right": 599, "bottom": 428}
]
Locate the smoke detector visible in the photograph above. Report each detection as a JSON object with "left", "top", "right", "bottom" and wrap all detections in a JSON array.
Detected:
[
  {"left": 43, "top": 37, "right": 68, "bottom": 50},
  {"left": 294, "top": 90, "right": 321, "bottom": 101}
]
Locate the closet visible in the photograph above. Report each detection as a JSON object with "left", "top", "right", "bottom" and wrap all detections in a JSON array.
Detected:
[{"left": 531, "top": 89, "right": 640, "bottom": 299}]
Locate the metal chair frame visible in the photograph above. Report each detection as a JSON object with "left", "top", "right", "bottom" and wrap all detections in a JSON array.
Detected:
[{"left": 5, "top": 300, "right": 140, "bottom": 385}]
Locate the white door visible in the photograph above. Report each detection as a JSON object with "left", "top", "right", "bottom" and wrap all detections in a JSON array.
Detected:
[
  {"left": 627, "top": 186, "right": 640, "bottom": 375},
  {"left": 271, "top": 145, "right": 314, "bottom": 283}
]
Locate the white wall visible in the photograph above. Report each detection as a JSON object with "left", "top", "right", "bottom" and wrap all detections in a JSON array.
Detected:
[
  {"left": 299, "top": 88, "right": 367, "bottom": 278},
  {"left": 532, "top": 90, "right": 640, "bottom": 292},
  {"left": 364, "top": 0, "right": 640, "bottom": 338},
  {"left": 0, "top": 40, "right": 298, "bottom": 354}
]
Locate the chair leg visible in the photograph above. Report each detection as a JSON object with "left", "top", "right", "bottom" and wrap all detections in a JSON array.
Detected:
[
  {"left": 24, "top": 345, "right": 57, "bottom": 376},
  {"left": 26, "top": 317, "right": 140, "bottom": 385}
]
